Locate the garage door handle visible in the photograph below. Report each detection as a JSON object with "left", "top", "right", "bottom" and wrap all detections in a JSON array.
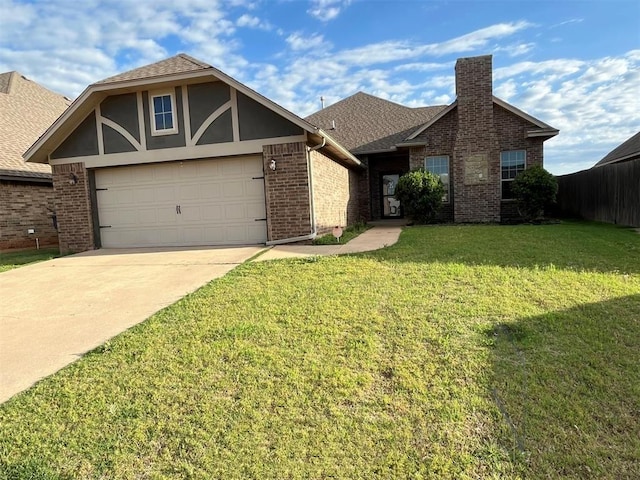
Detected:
[
  {"left": 255, "top": 218, "right": 266, "bottom": 221},
  {"left": 99, "top": 225, "right": 112, "bottom": 229}
]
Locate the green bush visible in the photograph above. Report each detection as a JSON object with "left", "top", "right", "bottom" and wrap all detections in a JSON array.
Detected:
[
  {"left": 511, "top": 165, "right": 558, "bottom": 222},
  {"left": 394, "top": 169, "right": 444, "bottom": 223}
]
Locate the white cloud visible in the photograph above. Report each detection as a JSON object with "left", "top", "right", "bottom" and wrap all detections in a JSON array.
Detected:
[
  {"left": 236, "top": 13, "right": 272, "bottom": 30},
  {"left": 426, "top": 21, "right": 533, "bottom": 56},
  {"left": 494, "top": 59, "right": 584, "bottom": 81},
  {"left": 307, "top": 0, "right": 351, "bottom": 21},
  {"left": 495, "top": 51, "right": 640, "bottom": 172},
  {"left": 494, "top": 42, "right": 535, "bottom": 57},
  {"left": 549, "top": 18, "right": 584, "bottom": 29},
  {"left": 286, "top": 33, "right": 328, "bottom": 51},
  {"left": 394, "top": 62, "right": 451, "bottom": 73}
]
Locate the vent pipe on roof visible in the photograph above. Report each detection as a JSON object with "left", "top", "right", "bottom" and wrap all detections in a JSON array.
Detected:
[
  {"left": 331, "top": 120, "right": 336, "bottom": 130},
  {"left": 320, "top": 96, "right": 325, "bottom": 109}
]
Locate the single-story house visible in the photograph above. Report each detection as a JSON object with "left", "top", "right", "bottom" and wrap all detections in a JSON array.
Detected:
[
  {"left": 0, "top": 71, "right": 70, "bottom": 249},
  {"left": 593, "top": 131, "right": 640, "bottom": 168},
  {"left": 25, "top": 54, "right": 558, "bottom": 253}
]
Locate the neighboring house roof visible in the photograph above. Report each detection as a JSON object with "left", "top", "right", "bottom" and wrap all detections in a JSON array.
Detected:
[
  {"left": 0, "top": 71, "right": 71, "bottom": 181},
  {"left": 594, "top": 131, "right": 640, "bottom": 167},
  {"left": 305, "top": 92, "right": 447, "bottom": 154},
  {"left": 25, "top": 54, "right": 360, "bottom": 168}
]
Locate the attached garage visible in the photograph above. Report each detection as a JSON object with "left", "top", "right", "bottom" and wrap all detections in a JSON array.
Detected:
[
  {"left": 95, "top": 156, "right": 267, "bottom": 248},
  {"left": 24, "top": 54, "right": 362, "bottom": 253}
]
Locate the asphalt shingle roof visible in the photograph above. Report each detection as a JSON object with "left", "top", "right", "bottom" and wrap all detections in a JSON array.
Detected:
[
  {"left": 594, "top": 131, "right": 640, "bottom": 167},
  {"left": 0, "top": 71, "right": 71, "bottom": 179},
  {"left": 305, "top": 92, "right": 447, "bottom": 154},
  {"left": 96, "top": 54, "right": 212, "bottom": 85}
]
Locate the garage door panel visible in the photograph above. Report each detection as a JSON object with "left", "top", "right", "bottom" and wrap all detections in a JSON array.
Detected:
[
  {"left": 197, "top": 184, "right": 222, "bottom": 201},
  {"left": 246, "top": 201, "right": 266, "bottom": 218},
  {"left": 99, "top": 208, "right": 138, "bottom": 226},
  {"left": 95, "top": 156, "right": 267, "bottom": 247},
  {"left": 221, "top": 161, "right": 244, "bottom": 176}
]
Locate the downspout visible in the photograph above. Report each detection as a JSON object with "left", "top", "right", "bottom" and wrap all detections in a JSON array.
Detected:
[{"left": 265, "top": 136, "right": 325, "bottom": 246}]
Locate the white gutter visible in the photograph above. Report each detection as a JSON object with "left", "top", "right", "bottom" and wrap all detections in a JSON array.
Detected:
[{"left": 265, "top": 136, "right": 325, "bottom": 246}]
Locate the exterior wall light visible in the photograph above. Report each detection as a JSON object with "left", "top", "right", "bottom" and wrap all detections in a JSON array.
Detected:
[
  {"left": 269, "top": 159, "right": 277, "bottom": 171},
  {"left": 69, "top": 172, "right": 78, "bottom": 185}
]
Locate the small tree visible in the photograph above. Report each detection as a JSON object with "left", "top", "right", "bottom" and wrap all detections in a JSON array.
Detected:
[
  {"left": 511, "top": 165, "right": 558, "bottom": 222},
  {"left": 394, "top": 169, "right": 444, "bottom": 224}
]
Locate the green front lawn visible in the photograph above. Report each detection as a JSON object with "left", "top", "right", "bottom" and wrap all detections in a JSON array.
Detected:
[
  {"left": 0, "top": 247, "right": 60, "bottom": 273},
  {"left": 1, "top": 222, "right": 639, "bottom": 479}
]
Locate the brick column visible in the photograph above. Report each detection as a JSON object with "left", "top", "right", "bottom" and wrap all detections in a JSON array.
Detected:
[
  {"left": 52, "top": 163, "right": 94, "bottom": 253},
  {"left": 453, "top": 55, "right": 501, "bottom": 223},
  {"left": 263, "top": 142, "right": 312, "bottom": 242}
]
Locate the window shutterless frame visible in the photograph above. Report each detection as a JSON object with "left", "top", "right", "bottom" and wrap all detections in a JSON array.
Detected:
[
  {"left": 500, "top": 150, "right": 526, "bottom": 200},
  {"left": 425, "top": 155, "right": 450, "bottom": 203},
  {"left": 149, "top": 90, "right": 178, "bottom": 136}
]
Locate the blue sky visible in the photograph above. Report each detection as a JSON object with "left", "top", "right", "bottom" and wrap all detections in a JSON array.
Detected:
[{"left": 1, "top": 0, "right": 638, "bottom": 174}]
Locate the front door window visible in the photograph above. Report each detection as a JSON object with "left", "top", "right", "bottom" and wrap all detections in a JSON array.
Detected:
[{"left": 382, "top": 174, "right": 401, "bottom": 217}]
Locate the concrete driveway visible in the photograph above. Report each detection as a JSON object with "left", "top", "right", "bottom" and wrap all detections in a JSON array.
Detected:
[{"left": 0, "top": 246, "right": 264, "bottom": 404}]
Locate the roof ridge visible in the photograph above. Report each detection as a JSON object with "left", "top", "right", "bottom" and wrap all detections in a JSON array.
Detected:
[
  {"left": 177, "top": 53, "right": 212, "bottom": 69},
  {"left": 0, "top": 71, "right": 17, "bottom": 94},
  {"left": 94, "top": 53, "right": 212, "bottom": 85}
]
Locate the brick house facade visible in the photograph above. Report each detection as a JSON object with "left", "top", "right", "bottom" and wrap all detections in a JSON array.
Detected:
[
  {"left": 0, "top": 71, "right": 70, "bottom": 250},
  {"left": 308, "top": 54, "right": 558, "bottom": 225},
  {"left": 25, "top": 54, "right": 557, "bottom": 254}
]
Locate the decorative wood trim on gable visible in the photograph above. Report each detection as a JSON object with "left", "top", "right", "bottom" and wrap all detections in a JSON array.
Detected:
[
  {"left": 26, "top": 66, "right": 359, "bottom": 166},
  {"left": 48, "top": 134, "right": 308, "bottom": 168},
  {"left": 181, "top": 85, "right": 192, "bottom": 145},
  {"left": 95, "top": 106, "right": 104, "bottom": 155},
  {"left": 100, "top": 117, "right": 142, "bottom": 151},
  {"left": 136, "top": 92, "right": 147, "bottom": 149},
  {"left": 191, "top": 100, "right": 232, "bottom": 146},
  {"left": 231, "top": 88, "right": 240, "bottom": 142}
]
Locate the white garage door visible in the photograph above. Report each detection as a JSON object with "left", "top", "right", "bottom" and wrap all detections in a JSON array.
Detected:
[{"left": 95, "top": 156, "right": 267, "bottom": 248}]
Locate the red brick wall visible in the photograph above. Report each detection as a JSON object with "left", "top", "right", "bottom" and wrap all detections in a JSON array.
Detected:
[
  {"left": 0, "top": 180, "right": 58, "bottom": 250},
  {"left": 452, "top": 55, "right": 501, "bottom": 223},
  {"left": 263, "top": 142, "right": 312, "bottom": 241},
  {"left": 412, "top": 108, "right": 459, "bottom": 162},
  {"left": 494, "top": 104, "right": 546, "bottom": 222},
  {"left": 310, "top": 149, "right": 360, "bottom": 234},
  {"left": 52, "top": 163, "right": 94, "bottom": 253},
  {"left": 494, "top": 104, "right": 544, "bottom": 168}
]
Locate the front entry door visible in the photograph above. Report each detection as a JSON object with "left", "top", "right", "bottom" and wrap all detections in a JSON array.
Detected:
[{"left": 381, "top": 173, "right": 401, "bottom": 218}]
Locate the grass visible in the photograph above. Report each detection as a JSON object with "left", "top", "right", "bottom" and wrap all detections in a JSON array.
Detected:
[
  {"left": 0, "top": 247, "right": 60, "bottom": 273},
  {"left": 312, "top": 222, "right": 371, "bottom": 245},
  {"left": 0, "top": 221, "right": 638, "bottom": 479}
]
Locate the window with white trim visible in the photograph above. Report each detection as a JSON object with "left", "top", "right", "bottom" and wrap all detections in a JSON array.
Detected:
[
  {"left": 425, "top": 155, "right": 450, "bottom": 202},
  {"left": 150, "top": 91, "right": 178, "bottom": 135},
  {"left": 500, "top": 150, "right": 526, "bottom": 199}
]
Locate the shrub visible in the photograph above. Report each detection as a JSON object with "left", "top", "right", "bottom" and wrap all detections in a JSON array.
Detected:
[
  {"left": 511, "top": 165, "right": 558, "bottom": 222},
  {"left": 394, "top": 169, "right": 444, "bottom": 223}
]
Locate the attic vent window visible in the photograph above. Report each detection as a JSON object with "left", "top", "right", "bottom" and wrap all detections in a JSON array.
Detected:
[{"left": 150, "top": 91, "right": 178, "bottom": 136}]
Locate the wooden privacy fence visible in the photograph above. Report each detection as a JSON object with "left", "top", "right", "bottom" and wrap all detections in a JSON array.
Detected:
[{"left": 556, "top": 159, "right": 640, "bottom": 227}]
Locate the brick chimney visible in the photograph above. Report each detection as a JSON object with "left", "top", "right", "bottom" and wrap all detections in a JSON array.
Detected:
[{"left": 452, "top": 55, "right": 501, "bottom": 223}]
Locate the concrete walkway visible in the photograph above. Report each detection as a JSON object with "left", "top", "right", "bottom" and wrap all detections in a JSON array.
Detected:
[
  {"left": 0, "top": 246, "right": 264, "bottom": 404},
  {"left": 254, "top": 222, "right": 404, "bottom": 261}
]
